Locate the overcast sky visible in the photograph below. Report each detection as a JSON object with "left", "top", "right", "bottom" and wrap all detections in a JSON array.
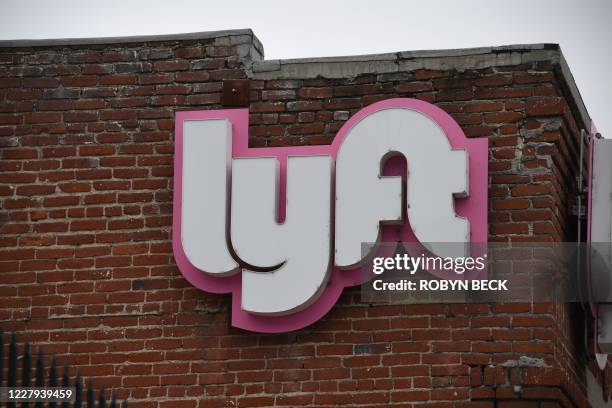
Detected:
[{"left": 1, "top": 0, "right": 610, "bottom": 137}]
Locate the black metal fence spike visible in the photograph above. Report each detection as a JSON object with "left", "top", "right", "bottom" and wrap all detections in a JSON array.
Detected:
[
  {"left": 7, "top": 332, "right": 16, "bottom": 408},
  {"left": 98, "top": 385, "right": 106, "bottom": 407},
  {"left": 75, "top": 369, "right": 82, "bottom": 408},
  {"left": 0, "top": 336, "right": 124, "bottom": 408},
  {"left": 22, "top": 341, "right": 31, "bottom": 408},
  {"left": 8, "top": 332, "right": 16, "bottom": 385},
  {"left": 47, "top": 354, "right": 56, "bottom": 408},
  {"left": 23, "top": 340, "right": 31, "bottom": 385},
  {"left": 87, "top": 379, "right": 95, "bottom": 408},
  {"left": 35, "top": 348, "right": 44, "bottom": 408}
]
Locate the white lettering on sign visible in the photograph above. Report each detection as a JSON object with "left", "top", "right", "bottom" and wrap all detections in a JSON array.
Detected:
[
  {"left": 180, "top": 106, "right": 470, "bottom": 316},
  {"left": 182, "top": 119, "right": 238, "bottom": 276},
  {"left": 231, "top": 155, "right": 332, "bottom": 315},
  {"left": 335, "top": 108, "right": 468, "bottom": 266}
]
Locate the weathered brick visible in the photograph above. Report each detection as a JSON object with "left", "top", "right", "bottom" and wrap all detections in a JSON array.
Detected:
[
  {"left": 526, "top": 97, "right": 565, "bottom": 116},
  {"left": 0, "top": 35, "right": 592, "bottom": 408}
]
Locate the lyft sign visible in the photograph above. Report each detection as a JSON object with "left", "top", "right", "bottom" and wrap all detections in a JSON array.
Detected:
[{"left": 173, "top": 98, "right": 488, "bottom": 333}]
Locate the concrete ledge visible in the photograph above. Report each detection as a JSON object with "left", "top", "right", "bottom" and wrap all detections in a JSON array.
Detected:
[
  {"left": 0, "top": 29, "right": 264, "bottom": 57},
  {"left": 250, "top": 44, "right": 559, "bottom": 78}
]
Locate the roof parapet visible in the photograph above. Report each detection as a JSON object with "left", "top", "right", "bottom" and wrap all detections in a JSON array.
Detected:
[
  {"left": 249, "top": 43, "right": 590, "bottom": 131},
  {"left": 0, "top": 28, "right": 264, "bottom": 59},
  {"left": 0, "top": 31, "right": 590, "bottom": 131}
]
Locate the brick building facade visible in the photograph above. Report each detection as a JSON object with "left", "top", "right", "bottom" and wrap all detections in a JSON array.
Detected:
[{"left": 0, "top": 29, "right": 609, "bottom": 406}]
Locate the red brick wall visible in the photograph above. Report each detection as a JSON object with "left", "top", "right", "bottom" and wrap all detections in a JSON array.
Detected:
[{"left": 0, "top": 35, "right": 597, "bottom": 406}]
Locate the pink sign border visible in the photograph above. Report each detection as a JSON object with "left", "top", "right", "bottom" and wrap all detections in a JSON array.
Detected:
[{"left": 173, "top": 98, "right": 488, "bottom": 333}]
